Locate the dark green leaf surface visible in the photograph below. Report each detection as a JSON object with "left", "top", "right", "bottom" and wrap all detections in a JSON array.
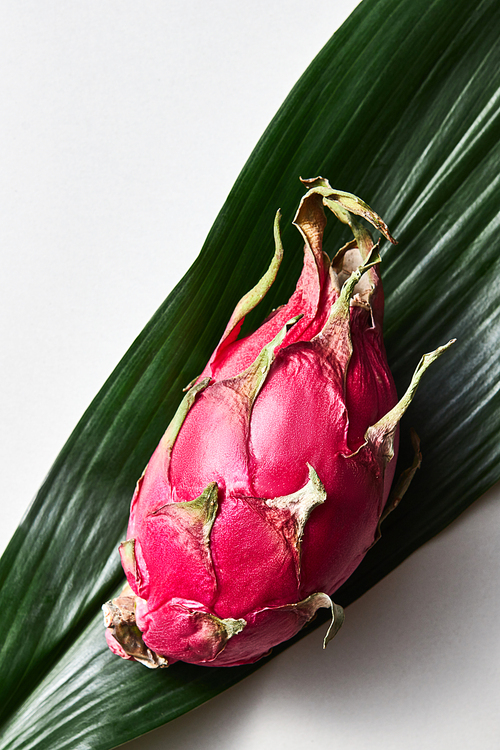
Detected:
[{"left": 1, "top": 0, "right": 500, "bottom": 747}]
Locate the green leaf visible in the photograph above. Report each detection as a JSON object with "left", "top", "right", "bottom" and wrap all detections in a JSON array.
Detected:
[{"left": 1, "top": 0, "right": 500, "bottom": 747}]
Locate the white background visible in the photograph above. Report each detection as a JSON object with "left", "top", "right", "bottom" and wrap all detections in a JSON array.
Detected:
[{"left": 0, "top": 2, "right": 499, "bottom": 749}]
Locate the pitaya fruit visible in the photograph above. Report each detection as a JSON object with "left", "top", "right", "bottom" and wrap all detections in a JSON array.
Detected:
[{"left": 103, "top": 177, "right": 453, "bottom": 668}]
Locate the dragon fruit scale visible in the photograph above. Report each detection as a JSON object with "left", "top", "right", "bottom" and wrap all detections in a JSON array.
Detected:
[{"left": 103, "top": 177, "right": 453, "bottom": 668}]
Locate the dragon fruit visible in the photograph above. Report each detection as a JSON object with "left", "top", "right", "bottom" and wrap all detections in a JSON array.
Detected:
[{"left": 103, "top": 177, "right": 453, "bottom": 668}]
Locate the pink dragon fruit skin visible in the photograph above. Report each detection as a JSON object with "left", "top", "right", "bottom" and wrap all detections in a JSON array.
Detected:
[{"left": 103, "top": 177, "right": 453, "bottom": 668}]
